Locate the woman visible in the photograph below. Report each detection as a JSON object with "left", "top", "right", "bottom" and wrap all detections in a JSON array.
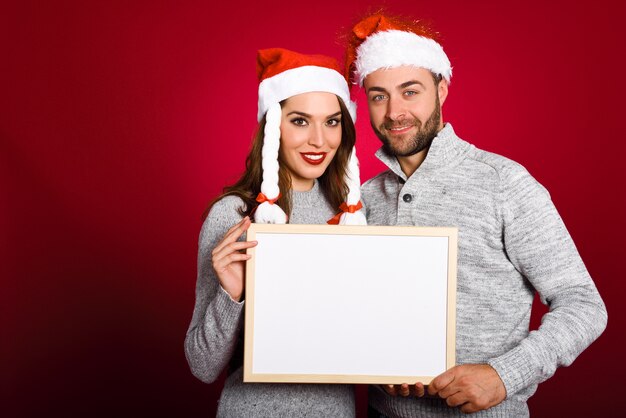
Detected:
[{"left": 184, "top": 48, "right": 366, "bottom": 417}]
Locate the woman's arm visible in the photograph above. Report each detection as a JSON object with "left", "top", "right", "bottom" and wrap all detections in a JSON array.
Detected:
[{"left": 184, "top": 198, "right": 255, "bottom": 383}]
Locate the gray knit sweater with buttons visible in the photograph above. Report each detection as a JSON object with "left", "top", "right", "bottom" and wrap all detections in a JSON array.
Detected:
[
  {"left": 362, "top": 124, "right": 607, "bottom": 418},
  {"left": 184, "top": 181, "right": 355, "bottom": 418}
]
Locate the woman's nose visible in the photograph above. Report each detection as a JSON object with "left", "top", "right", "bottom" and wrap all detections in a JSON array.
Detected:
[{"left": 307, "top": 124, "right": 325, "bottom": 147}]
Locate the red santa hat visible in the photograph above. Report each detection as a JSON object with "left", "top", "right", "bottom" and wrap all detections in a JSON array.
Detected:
[
  {"left": 345, "top": 14, "right": 452, "bottom": 86},
  {"left": 255, "top": 48, "right": 366, "bottom": 225}
]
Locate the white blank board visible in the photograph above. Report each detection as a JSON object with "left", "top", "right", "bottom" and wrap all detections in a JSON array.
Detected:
[{"left": 244, "top": 224, "right": 457, "bottom": 384}]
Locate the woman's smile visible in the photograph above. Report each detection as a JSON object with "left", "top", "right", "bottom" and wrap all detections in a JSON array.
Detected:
[{"left": 300, "top": 152, "right": 327, "bottom": 165}]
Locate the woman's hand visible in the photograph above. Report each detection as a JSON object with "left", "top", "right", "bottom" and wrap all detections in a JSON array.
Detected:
[{"left": 211, "top": 216, "right": 257, "bottom": 302}]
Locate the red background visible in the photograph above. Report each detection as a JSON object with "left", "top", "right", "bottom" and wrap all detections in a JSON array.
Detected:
[{"left": 2, "top": 1, "right": 624, "bottom": 416}]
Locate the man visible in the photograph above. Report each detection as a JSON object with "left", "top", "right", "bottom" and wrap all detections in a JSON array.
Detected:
[{"left": 346, "top": 14, "right": 607, "bottom": 417}]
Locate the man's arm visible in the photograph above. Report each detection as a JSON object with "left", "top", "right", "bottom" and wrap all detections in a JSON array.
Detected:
[
  {"left": 429, "top": 168, "right": 606, "bottom": 413},
  {"left": 485, "top": 169, "right": 607, "bottom": 397},
  {"left": 425, "top": 168, "right": 606, "bottom": 413}
]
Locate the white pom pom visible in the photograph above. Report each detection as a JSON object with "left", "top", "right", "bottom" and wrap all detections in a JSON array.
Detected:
[
  {"left": 338, "top": 210, "right": 367, "bottom": 225},
  {"left": 254, "top": 201, "right": 287, "bottom": 224}
]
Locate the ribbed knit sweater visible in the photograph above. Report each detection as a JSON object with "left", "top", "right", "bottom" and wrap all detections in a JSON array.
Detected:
[
  {"left": 362, "top": 124, "right": 607, "bottom": 418},
  {"left": 184, "top": 181, "right": 355, "bottom": 418}
]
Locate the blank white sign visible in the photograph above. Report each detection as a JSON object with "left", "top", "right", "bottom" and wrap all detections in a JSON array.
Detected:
[{"left": 244, "top": 224, "right": 457, "bottom": 384}]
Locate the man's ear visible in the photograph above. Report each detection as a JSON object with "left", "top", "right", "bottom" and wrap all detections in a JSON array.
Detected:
[{"left": 438, "top": 79, "right": 449, "bottom": 106}]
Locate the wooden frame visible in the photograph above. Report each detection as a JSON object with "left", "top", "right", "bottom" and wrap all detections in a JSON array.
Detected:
[{"left": 244, "top": 224, "right": 457, "bottom": 384}]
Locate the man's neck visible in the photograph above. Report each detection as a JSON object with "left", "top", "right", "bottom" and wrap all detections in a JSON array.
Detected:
[
  {"left": 396, "top": 123, "right": 445, "bottom": 178},
  {"left": 397, "top": 148, "right": 429, "bottom": 178}
]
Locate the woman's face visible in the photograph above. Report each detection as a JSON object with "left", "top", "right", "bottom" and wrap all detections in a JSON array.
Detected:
[{"left": 279, "top": 92, "right": 343, "bottom": 191}]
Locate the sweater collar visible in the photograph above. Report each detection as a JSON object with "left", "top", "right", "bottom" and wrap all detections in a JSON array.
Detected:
[
  {"left": 291, "top": 179, "right": 323, "bottom": 206},
  {"left": 375, "top": 123, "right": 470, "bottom": 181}
]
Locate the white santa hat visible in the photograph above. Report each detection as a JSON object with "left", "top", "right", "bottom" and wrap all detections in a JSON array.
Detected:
[
  {"left": 346, "top": 14, "right": 452, "bottom": 86},
  {"left": 255, "top": 48, "right": 366, "bottom": 225}
]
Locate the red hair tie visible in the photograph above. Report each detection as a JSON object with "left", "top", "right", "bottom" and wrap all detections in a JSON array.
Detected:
[
  {"left": 256, "top": 192, "right": 281, "bottom": 205},
  {"left": 327, "top": 201, "right": 363, "bottom": 225}
]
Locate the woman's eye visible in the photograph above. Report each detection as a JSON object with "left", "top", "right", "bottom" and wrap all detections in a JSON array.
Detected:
[
  {"left": 326, "top": 118, "right": 341, "bottom": 127},
  {"left": 291, "top": 118, "right": 308, "bottom": 126}
]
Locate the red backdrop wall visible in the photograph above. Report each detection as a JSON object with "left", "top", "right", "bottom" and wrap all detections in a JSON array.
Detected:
[{"left": 3, "top": 1, "right": 624, "bottom": 416}]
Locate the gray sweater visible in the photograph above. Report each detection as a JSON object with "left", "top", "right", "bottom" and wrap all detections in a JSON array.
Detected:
[
  {"left": 184, "top": 181, "right": 355, "bottom": 418},
  {"left": 362, "top": 124, "right": 607, "bottom": 418}
]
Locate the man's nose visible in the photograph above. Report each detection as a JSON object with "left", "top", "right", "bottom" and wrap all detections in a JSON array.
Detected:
[{"left": 386, "top": 95, "right": 406, "bottom": 121}]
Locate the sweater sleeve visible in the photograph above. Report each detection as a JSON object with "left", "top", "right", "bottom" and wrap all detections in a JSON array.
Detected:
[
  {"left": 184, "top": 197, "right": 246, "bottom": 383},
  {"left": 487, "top": 168, "right": 607, "bottom": 397}
]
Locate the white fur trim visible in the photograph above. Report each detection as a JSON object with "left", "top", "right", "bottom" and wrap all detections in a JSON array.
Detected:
[
  {"left": 355, "top": 30, "right": 452, "bottom": 85},
  {"left": 258, "top": 66, "right": 356, "bottom": 122}
]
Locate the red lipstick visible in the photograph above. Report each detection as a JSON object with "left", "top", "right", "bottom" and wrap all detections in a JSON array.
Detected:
[{"left": 300, "top": 152, "right": 327, "bottom": 165}]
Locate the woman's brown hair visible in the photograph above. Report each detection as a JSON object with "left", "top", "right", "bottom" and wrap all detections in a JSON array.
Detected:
[{"left": 204, "top": 96, "right": 356, "bottom": 221}]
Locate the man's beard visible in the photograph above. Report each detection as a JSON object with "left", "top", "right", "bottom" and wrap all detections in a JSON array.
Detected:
[{"left": 372, "top": 96, "right": 442, "bottom": 157}]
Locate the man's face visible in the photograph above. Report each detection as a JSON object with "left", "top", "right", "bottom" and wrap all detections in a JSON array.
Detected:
[{"left": 364, "top": 66, "right": 447, "bottom": 157}]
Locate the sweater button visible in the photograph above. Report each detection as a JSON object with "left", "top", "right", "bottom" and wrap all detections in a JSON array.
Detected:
[{"left": 402, "top": 193, "right": 413, "bottom": 203}]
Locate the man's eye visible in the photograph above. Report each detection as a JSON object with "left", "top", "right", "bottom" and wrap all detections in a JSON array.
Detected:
[
  {"left": 371, "top": 94, "right": 385, "bottom": 102},
  {"left": 291, "top": 118, "right": 307, "bottom": 126},
  {"left": 404, "top": 90, "right": 418, "bottom": 97}
]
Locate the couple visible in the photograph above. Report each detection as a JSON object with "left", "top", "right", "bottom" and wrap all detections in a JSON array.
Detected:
[{"left": 185, "top": 13, "right": 607, "bottom": 418}]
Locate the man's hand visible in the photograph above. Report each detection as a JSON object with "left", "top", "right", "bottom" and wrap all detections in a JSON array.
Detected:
[
  {"left": 382, "top": 382, "right": 425, "bottom": 398},
  {"left": 428, "top": 364, "right": 506, "bottom": 414}
]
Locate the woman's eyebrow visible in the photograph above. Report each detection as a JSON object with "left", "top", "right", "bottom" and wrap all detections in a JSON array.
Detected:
[
  {"left": 286, "top": 111, "right": 342, "bottom": 118},
  {"left": 286, "top": 111, "right": 311, "bottom": 117}
]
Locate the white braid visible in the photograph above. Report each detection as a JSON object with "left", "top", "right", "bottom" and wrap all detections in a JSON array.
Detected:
[
  {"left": 338, "top": 148, "right": 367, "bottom": 225},
  {"left": 344, "top": 147, "right": 361, "bottom": 206},
  {"left": 254, "top": 103, "right": 288, "bottom": 224}
]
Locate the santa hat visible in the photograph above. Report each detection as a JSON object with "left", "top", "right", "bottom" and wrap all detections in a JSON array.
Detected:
[
  {"left": 255, "top": 48, "right": 366, "bottom": 225},
  {"left": 346, "top": 14, "right": 452, "bottom": 86}
]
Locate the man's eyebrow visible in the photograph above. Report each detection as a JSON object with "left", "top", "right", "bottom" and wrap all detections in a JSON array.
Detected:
[
  {"left": 367, "top": 80, "right": 425, "bottom": 93},
  {"left": 400, "top": 80, "right": 425, "bottom": 89},
  {"left": 366, "top": 87, "right": 387, "bottom": 93}
]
